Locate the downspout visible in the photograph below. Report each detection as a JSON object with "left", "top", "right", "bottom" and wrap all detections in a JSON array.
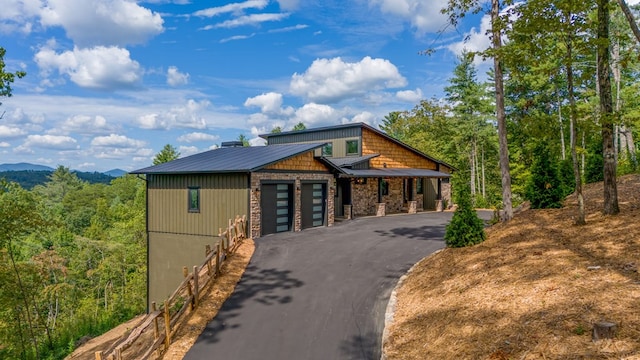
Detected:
[{"left": 137, "top": 174, "right": 150, "bottom": 313}]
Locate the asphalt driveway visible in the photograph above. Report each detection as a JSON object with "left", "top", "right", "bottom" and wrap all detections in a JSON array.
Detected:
[{"left": 185, "top": 211, "right": 488, "bottom": 360}]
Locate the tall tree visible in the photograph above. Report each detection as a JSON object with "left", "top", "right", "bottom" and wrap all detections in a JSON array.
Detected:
[
  {"left": 153, "top": 144, "right": 180, "bottom": 165},
  {"left": 236, "top": 134, "right": 250, "bottom": 147},
  {"left": 444, "top": 52, "right": 494, "bottom": 203},
  {"left": 598, "top": 0, "right": 620, "bottom": 215},
  {"left": 444, "top": 0, "right": 514, "bottom": 221}
]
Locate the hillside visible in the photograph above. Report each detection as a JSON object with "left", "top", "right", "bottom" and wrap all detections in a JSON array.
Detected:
[
  {"left": 0, "top": 170, "right": 116, "bottom": 189},
  {"left": 383, "top": 174, "right": 640, "bottom": 359}
]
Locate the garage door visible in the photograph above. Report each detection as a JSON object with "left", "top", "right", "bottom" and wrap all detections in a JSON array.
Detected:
[
  {"left": 301, "top": 183, "right": 326, "bottom": 229},
  {"left": 261, "top": 183, "right": 293, "bottom": 235}
]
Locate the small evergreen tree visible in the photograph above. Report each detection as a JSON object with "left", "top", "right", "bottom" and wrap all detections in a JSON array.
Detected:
[
  {"left": 153, "top": 144, "right": 180, "bottom": 165},
  {"left": 445, "top": 171, "right": 486, "bottom": 248},
  {"left": 558, "top": 158, "right": 575, "bottom": 197},
  {"left": 585, "top": 139, "right": 604, "bottom": 184},
  {"left": 525, "top": 143, "right": 564, "bottom": 209}
]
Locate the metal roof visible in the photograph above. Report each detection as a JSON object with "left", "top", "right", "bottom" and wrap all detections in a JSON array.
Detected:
[
  {"left": 324, "top": 154, "right": 379, "bottom": 168},
  {"left": 338, "top": 168, "right": 452, "bottom": 178},
  {"left": 131, "top": 143, "right": 325, "bottom": 174}
]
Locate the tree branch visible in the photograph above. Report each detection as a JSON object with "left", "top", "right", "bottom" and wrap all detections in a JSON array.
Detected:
[{"left": 617, "top": 0, "right": 640, "bottom": 44}]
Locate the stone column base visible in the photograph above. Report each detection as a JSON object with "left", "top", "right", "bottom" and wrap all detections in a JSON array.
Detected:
[
  {"left": 344, "top": 205, "right": 352, "bottom": 220},
  {"left": 407, "top": 201, "right": 417, "bottom": 214},
  {"left": 376, "top": 203, "right": 386, "bottom": 217},
  {"left": 436, "top": 199, "right": 444, "bottom": 212}
]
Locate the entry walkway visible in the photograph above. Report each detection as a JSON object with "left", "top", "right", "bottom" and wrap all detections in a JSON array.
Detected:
[{"left": 185, "top": 212, "right": 487, "bottom": 360}]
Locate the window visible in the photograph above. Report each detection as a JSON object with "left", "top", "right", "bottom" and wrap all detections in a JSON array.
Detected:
[
  {"left": 346, "top": 140, "right": 359, "bottom": 156},
  {"left": 381, "top": 180, "right": 389, "bottom": 196},
  {"left": 322, "top": 143, "right": 333, "bottom": 157},
  {"left": 417, "top": 178, "right": 423, "bottom": 194},
  {"left": 188, "top": 187, "right": 200, "bottom": 213}
]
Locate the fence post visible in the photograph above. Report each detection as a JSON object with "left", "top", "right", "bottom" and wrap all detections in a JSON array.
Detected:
[
  {"left": 183, "top": 266, "right": 194, "bottom": 310},
  {"left": 115, "top": 348, "right": 122, "bottom": 360},
  {"left": 215, "top": 242, "right": 221, "bottom": 275},
  {"left": 193, "top": 265, "right": 199, "bottom": 308},
  {"left": 163, "top": 300, "right": 171, "bottom": 350},
  {"left": 205, "top": 245, "right": 212, "bottom": 276},
  {"left": 152, "top": 302, "right": 159, "bottom": 340},
  {"left": 95, "top": 351, "right": 103, "bottom": 360}
]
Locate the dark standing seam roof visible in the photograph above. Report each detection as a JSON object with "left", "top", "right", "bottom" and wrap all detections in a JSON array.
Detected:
[
  {"left": 324, "top": 154, "right": 379, "bottom": 168},
  {"left": 130, "top": 143, "right": 325, "bottom": 174}
]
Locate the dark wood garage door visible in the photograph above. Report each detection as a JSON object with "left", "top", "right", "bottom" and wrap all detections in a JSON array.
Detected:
[
  {"left": 301, "top": 183, "right": 326, "bottom": 229},
  {"left": 261, "top": 183, "right": 293, "bottom": 235}
]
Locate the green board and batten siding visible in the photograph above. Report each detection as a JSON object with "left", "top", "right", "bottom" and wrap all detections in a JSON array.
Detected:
[
  {"left": 266, "top": 127, "right": 362, "bottom": 158},
  {"left": 146, "top": 173, "right": 249, "bottom": 308}
]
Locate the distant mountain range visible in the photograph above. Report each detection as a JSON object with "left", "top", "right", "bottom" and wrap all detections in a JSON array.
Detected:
[
  {"left": 0, "top": 162, "right": 55, "bottom": 171},
  {"left": 0, "top": 162, "right": 127, "bottom": 176},
  {"left": 0, "top": 163, "right": 128, "bottom": 189}
]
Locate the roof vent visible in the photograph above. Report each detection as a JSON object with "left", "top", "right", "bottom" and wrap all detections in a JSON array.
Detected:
[{"left": 221, "top": 141, "right": 244, "bottom": 148}]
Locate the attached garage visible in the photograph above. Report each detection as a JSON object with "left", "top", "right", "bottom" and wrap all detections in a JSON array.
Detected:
[
  {"left": 260, "top": 183, "right": 294, "bottom": 235},
  {"left": 301, "top": 182, "right": 327, "bottom": 229}
]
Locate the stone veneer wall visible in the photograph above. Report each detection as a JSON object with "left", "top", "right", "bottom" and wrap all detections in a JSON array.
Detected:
[
  {"left": 250, "top": 172, "right": 335, "bottom": 239},
  {"left": 442, "top": 181, "right": 452, "bottom": 209},
  {"left": 351, "top": 177, "right": 428, "bottom": 216}
]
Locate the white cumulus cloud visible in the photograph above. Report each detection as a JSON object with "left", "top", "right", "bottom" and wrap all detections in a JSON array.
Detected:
[
  {"left": 369, "top": 0, "right": 449, "bottom": 34},
  {"left": 396, "top": 88, "right": 423, "bottom": 102},
  {"left": 52, "top": 114, "right": 115, "bottom": 135},
  {"left": 0, "top": 125, "right": 28, "bottom": 139},
  {"left": 167, "top": 66, "right": 189, "bottom": 86},
  {"left": 136, "top": 99, "right": 210, "bottom": 130},
  {"left": 292, "top": 103, "right": 338, "bottom": 127},
  {"left": 40, "top": 0, "right": 164, "bottom": 47},
  {"left": 91, "top": 134, "right": 146, "bottom": 148},
  {"left": 20, "top": 134, "right": 79, "bottom": 150},
  {"left": 177, "top": 132, "right": 219, "bottom": 143},
  {"left": 244, "top": 92, "right": 284, "bottom": 114},
  {"left": 206, "top": 13, "right": 290, "bottom": 29},
  {"left": 34, "top": 45, "right": 142, "bottom": 90},
  {"left": 447, "top": 14, "right": 493, "bottom": 61},
  {"left": 290, "top": 56, "right": 407, "bottom": 103}
]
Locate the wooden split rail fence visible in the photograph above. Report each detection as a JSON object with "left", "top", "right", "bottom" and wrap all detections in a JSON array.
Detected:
[{"left": 95, "top": 215, "right": 248, "bottom": 360}]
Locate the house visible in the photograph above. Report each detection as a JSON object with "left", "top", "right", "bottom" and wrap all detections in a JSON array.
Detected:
[
  {"left": 260, "top": 122, "right": 453, "bottom": 218},
  {"left": 132, "top": 123, "right": 452, "bottom": 308}
]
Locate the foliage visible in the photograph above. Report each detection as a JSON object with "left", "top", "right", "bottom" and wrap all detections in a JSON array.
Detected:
[
  {"left": 236, "top": 134, "right": 250, "bottom": 147},
  {"left": 153, "top": 144, "right": 180, "bottom": 165},
  {"left": 524, "top": 143, "right": 564, "bottom": 209},
  {"left": 585, "top": 139, "right": 604, "bottom": 184},
  {"left": 271, "top": 126, "right": 282, "bottom": 133},
  {"left": 0, "top": 175, "right": 146, "bottom": 359},
  {"left": 445, "top": 172, "right": 486, "bottom": 248},
  {"left": 292, "top": 122, "right": 307, "bottom": 131},
  {"left": 0, "top": 47, "right": 26, "bottom": 106}
]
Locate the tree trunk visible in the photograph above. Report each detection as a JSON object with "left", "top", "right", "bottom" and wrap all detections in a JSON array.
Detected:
[
  {"left": 617, "top": 0, "right": 640, "bottom": 43},
  {"left": 558, "top": 94, "right": 566, "bottom": 160},
  {"left": 598, "top": 0, "right": 620, "bottom": 215},
  {"left": 492, "top": 0, "right": 513, "bottom": 221},
  {"left": 566, "top": 30, "right": 585, "bottom": 225},
  {"left": 470, "top": 142, "right": 476, "bottom": 197},
  {"left": 481, "top": 146, "right": 486, "bottom": 199}
]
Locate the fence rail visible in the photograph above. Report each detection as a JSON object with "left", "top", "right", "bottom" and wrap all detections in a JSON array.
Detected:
[{"left": 95, "top": 215, "right": 248, "bottom": 360}]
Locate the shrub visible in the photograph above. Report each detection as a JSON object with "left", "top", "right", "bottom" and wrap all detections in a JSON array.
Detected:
[
  {"left": 445, "top": 172, "right": 486, "bottom": 248},
  {"left": 524, "top": 143, "right": 564, "bottom": 209}
]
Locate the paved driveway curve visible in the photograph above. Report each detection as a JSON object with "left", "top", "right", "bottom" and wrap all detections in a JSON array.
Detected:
[{"left": 185, "top": 212, "right": 478, "bottom": 360}]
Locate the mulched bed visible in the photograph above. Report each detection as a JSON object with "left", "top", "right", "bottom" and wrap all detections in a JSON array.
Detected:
[{"left": 383, "top": 174, "right": 640, "bottom": 359}]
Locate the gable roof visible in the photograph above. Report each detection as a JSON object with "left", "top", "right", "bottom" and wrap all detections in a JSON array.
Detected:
[
  {"left": 260, "top": 122, "right": 455, "bottom": 171},
  {"left": 325, "top": 154, "right": 379, "bottom": 168},
  {"left": 131, "top": 143, "right": 325, "bottom": 175}
]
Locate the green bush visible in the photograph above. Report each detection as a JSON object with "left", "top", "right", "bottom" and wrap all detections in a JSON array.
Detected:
[
  {"left": 445, "top": 172, "right": 486, "bottom": 248},
  {"left": 524, "top": 143, "right": 564, "bottom": 209}
]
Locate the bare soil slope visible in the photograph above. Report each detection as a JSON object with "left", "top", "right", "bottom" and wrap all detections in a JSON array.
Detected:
[{"left": 384, "top": 174, "right": 640, "bottom": 359}]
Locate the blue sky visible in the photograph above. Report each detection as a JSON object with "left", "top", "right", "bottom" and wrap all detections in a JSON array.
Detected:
[{"left": 1, "top": 0, "right": 494, "bottom": 172}]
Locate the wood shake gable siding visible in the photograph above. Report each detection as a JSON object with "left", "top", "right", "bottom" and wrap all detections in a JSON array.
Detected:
[
  {"left": 361, "top": 128, "right": 439, "bottom": 170},
  {"left": 263, "top": 151, "right": 329, "bottom": 172}
]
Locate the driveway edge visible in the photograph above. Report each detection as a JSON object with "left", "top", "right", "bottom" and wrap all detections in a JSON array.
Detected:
[{"left": 380, "top": 248, "right": 446, "bottom": 360}]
